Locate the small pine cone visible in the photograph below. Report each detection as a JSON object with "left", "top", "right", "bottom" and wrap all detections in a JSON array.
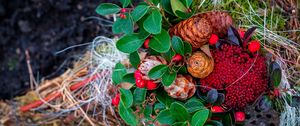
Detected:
[
  {"left": 196, "top": 11, "right": 233, "bottom": 38},
  {"left": 170, "top": 17, "right": 212, "bottom": 48},
  {"left": 187, "top": 51, "right": 214, "bottom": 78},
  {"left": 138, "top": 56, "right": 167, "bottom": 80},
  {"left": 164, "top": 75, "right": 196, "bottom": 100}
]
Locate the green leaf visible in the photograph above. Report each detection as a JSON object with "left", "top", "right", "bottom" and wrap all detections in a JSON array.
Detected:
[
  {"left": 116, "top": 34, "right": 144, "bottom": 53},
  {"left": 112, "top": 14, "right": 134, "bottom": 34},
  {"left": 156, "top": 91, "right": 175, "bottom": 107},
  {"left": 171, "top": 36, "right": 185, "bottom": 55},
  {"left": 122, "top": 73, "right": 135, "bottom": 84},
  {"left": 156, "top": 109, "right": 175, "bottom": 125},
  {"left": 154, "top": 103, "right": 166, "bottom": 113},
  {"left": 162, "top": 48, "right": 176, "bottom": 62},
  {"left": 270, "top": 61, "right": 282, "bottom": 87},
  {"left": 205, "top": 120, "right": 223, "bottom": 126},
  {"left": 131, "top": 5, "right": 149, "bottom": 22},
  {"left": 119, "top": 101, "right": 138, "bottom": 126},
  {"left": 175, "top": 10, "right": 194, "bottom": 19},
  {"left": 150, "top": 0, "right": 160, "bottom": 5},
  {"left": 191, "top": 109, "right": 210, "bottom": 126},
  {"left": 175, "top": 65, "right": 187, "bottom": 74},
  {"left": 133, "top": 88, "right": 147, "bottom": 105},
  {"left": 148, "top": 64, "right": 168, "bottom": 79},
  {"left": 143, "top": 9, "right": 162, "bottom": 34},
  {"left": 161, "top": 0, "right": 175, "bottom": 15},
  {"left": 170, "top": 0, "right": 187, "bottom": 17},
  {"left": 184, "top": 41, "right": 192, "bottom": 55},
  {"left": 95, "top": 3, "right": 121, "bottom": 16},
  {"left": 112, "top": 63, "right": 127, "bottom": 85},
  {"left": 170, "top": 102, "right": 189, "bottom": 122},
  {"left": 129, "top": 51, "right": 140, "bottom": 69},
  {"left": 120, "top": 0, "right": 131, "bottom": 7},
  {"left": 222, "top": 113, "right": 234, "bottom": 126},
  {"left": 162, "top": 70, "right": 177, "bottom": 86},
  {"left": 120, "top": 88, "right": 133, "bottom": 108},
  {"left": 172, "top": 122, "right": 188, "bottom": 126},
  {"left": 180, "top": 0, "right": 193, "bottom": 7},
  {"left": 144, "top": 104, "right": 153, "bottom": 118},
  {"left": 184, "top": 99, "right": 204, "bottom": 113},
  {"left": 149, "top": 29, "right": 171, "bottom": 53}
]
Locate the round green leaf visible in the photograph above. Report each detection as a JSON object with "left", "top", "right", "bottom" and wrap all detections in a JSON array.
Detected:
[
  {"left": 112, "top": 14, "right": 134, "bottom": 35},
  {"left": 144, "top": 104, "right": 153, "bottom": 118},
  {"left": 112, "top": 63, "right": 127, "bottom": 85},
  {"left": 191, "top": 109, "right": 210, "bottom": 126},
  {"left": 149, "top": 29, "right": 171, "bottom": 53},
  {"left": 96, "top": 3, "right": 121, "bottom": 16},
  {"left": 184, "top": 41, "right": 192, "bottom": 55},
  {"left": 116, "top": 34, "right": 144, "bottom": 53},
  {"left": 170, "top": 0, "right": 187, "bottom": 17},
  {"left": 156, "top": 91, "right": 175, "bottom": 107},
  {"left": 154, "top": 103, "right": 166, "bottom": 113},
  {"left": 129, "top": 51, "right": 140, "bottom": 69},
  {"left": 184, "top": 99, "right": 204, "bottom": 113},
  {"left": 133, "top": 88, "right": 146, "bottom": 105},
  {"left": 162, "top": 70, "right": 177, "bottom": 86},
  {"left": 120, "top": 88, "right": 133, "bottom": 108},
  {"left": 143, "top": 9, "right": 162, "bottom": 34},
  {"left": 170, "top": 102, "right": 189, "bottom": 122},
  {"left": 156, "top": 109, "right": 175, "bottom": 125},
  {"left": 120, "top": 0, "right": 131, "bottom": 7},
  {"left": 171, "top": 36, "right": 185, "bottom": 55},
  {"left": 162, "top": 0, "right": 175, "bottom": 15},
  {"left": 122, "top": 73, "right": 135, "bottom": 84},
  {"left": 131, "top": 5, "right": 149, "bottom": 22},
  {"left": 119, "top": 101, "right": 138, "bottom": 126},
  {"left": 148, "top": 64, "right": 168, "bottom": 79},
  {"left": 172, "top": 122, "right": 188, "bottom": 126}
]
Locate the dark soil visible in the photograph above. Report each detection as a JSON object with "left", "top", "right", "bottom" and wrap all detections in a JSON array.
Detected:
[{"left": 0, "top": 0, "right": 118, "bottom": 99}]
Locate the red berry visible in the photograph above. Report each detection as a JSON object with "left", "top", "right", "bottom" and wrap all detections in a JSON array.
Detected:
[
  {"left": 112, "top": 93, "right": 120, "bottom": 106},
  {"left": 120, "top": 13, "right": 126, "bottom": 19},
  {"left": 211, "top": 106, "right": 224, "bottom": 113},
  {"left": 143, "top": 38, "right": 150, "bottom": 49},
  {"left": 235, "top": 111, "right": 245, "bottom": 122},
  {"left": 136, "top": 78, "right": 146, "bottom": 88},
  {"left": 238, "top": 29, "right": 245, "bottom": 38},
  {"left": 273, "top": 88, "right": 280, "bottom": 97},
  {"left": 172, "top": 54, "right": 183, "bottom": 62},
  {"left": 120, "top": 8, "right": 126, "bottom": 13},
  {"left": 146, "top": 80, "right": 158, "bottom": 90},
  {"left": 248, "top": 40, "right": 260, "bottom": 52},
  {"left": 134, "top": 70, "right": 142, "bottom": 79},
  {"left": 209, "top": 34, "right": 219, "bottom": 45}
]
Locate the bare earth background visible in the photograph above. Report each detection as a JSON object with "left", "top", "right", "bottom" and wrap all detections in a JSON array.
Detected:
[{"left": 0, "top": 0, "right": 120, "bottom": 99}]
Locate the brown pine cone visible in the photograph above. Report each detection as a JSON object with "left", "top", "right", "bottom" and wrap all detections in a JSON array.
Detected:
[
  {"left": 187, "top": 51, "right": 214, "bottom": 78},
  {"left": 196, "top": 11, "right": 233, "bottom": 38},
  {"left": 164, "top": 75, "right": 196, "bottom": 100},
  {"left": 170, "top": 11, "right": 233, "bottom": 48},
  {"left": 170, "top": 17, "right": 212, "bottom": 48}
]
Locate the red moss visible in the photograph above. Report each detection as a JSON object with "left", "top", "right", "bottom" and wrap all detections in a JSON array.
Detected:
[{"left": 201, "top": 44, "right": 268, "bottom": 109}]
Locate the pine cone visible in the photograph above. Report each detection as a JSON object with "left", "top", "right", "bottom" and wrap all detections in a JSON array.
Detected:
[
  {"left": 187, "top": 51, "right": 214, "bottom": 78},
  {"left": 170, "top": 11, "right": 233, "bottom": 48},
  {"left": 197, "top": 11, "right": 233, "bottom": 38},
  {"left": 164, "top": 75, "right": 196, "bottom": 100},
  {"left": 170, "top": 17, "right": 212, "bottom": 48}
]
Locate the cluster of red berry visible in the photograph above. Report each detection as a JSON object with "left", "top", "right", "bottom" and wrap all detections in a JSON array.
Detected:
[
  {"left": 134, "top": 70, "right": 158, "bottom": 90},
  {"left": 201, "top": 44, "right": 268, "bottom": 109},
  {"left": 119, "top": 8, "right": 127, "bottom": 19}
]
